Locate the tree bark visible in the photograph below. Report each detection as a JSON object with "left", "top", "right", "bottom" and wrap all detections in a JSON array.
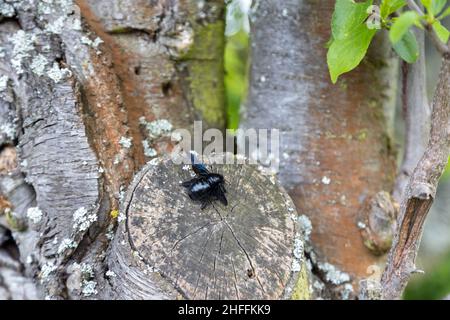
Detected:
[
  {"left": 3, "top": 0, "right": 442, "bottom": 301},
  {"left": 381, "top": 54, "right": 450, "bottom": 300},
  {"left": 241, "top": 0, "right": 398, "bottom": 297},
  {"left": 0, "top": 0, "right": 226, "bottom": 299},
  {"left": 107, "top": 154, "right": 308, "bottom": 299},
  {"left": 393, "top": 25, "right": 431, "bottom": 202}
]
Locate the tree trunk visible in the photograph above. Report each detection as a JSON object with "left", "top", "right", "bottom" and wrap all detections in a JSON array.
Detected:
[
  {"left": 0, "top": 0, "right": 228, "bottom": 299},
  {"left": 241, "top": 0, "right": 398, "bottom": 298},
  {"left": 2, "top": 0, "right": 430, "bottom": 301}
]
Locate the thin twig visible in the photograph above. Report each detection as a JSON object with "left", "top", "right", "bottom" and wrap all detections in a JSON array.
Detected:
[{"left": 407, "top": 0, "right": 423, "bottom": 14}]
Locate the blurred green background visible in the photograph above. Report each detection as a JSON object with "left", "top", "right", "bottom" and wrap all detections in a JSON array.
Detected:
[
  {"left": 224, "top": 1, "right": 450, "bottom": 300},
  {"left": 225, "top": 30, "right": 248, "bottom": 131}
]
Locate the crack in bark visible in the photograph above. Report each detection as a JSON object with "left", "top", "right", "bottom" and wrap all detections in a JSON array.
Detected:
[
  {"left": 230, "top": 255, "right": 240, "bottom": 299},
  {"left": 170, "top": 221, "right": 214, "bottom": 252}
]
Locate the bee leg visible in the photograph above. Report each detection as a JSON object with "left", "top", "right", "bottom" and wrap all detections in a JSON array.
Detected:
[
  {"left": 200, "top": 201, "right": 209, "bottom": 210},
  {"left": 218, "top": 192, "right": 228, "bottom": 206}
]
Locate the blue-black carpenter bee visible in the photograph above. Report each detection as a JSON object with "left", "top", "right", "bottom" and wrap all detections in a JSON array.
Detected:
[{"left": 182, "top": 153, "right": 228, "bottom": 209}]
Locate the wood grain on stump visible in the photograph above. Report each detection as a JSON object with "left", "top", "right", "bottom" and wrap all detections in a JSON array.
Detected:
[{"left": 110, "top": 154, "right": 303, "bottom": 299}]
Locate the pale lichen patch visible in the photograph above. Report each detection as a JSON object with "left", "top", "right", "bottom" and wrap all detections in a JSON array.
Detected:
[
  {"left": 82, "top": 281, "right": 98, "bottom": 296},
  {"left": 105, "top": 270, "right": 116, "bottom": 278},
  {"left": 171, "top": 131, "right": 182, "bottom": 142},
  {"left": 357, "top": 221, "right": 367, "bottom": 229},
  {"left": 117, "top": 212, "right": 126, "bottom": 223},
  {"left": 0, "top": 75, "right": 8, "bottom": 92},
  {"left": 69, "top": 263, "right": 98, "bottom": 297},
  {"left": 321, "top": 176, "right": 331, "bottom": 185},
  {"left": 0, "top": 1, "right": 15, "bottom": 18},
  {"left": 297, "top": 215, "right": 312, "bottom": 241},
  {"left": 119, "top": 136, "right": 133, "bottom": 149},
  {"left": 92, "top": 37, "right": 104, "bottom": 48},
  {"left": 40, "top": 261, "right": 57, "bottom": 282},
  {"left": 47, "top": 62, "right": 72, "bottom": 83},
  {"left": 106, "top": 224, "right": 115, "bottom": 240},
  {"left": 0, "top": 122, "right": 16, "bottom": 140},
  {"left": 139, "top": 117, "right": 173, "bottom": 139},
  {"left": 47, "top": 16, "right": 65, "bottom": 34},
  {"left": 30, "top": 54, "right": 49, "bottom": 76},
  {"left": 57, "top": 238, "right": 77, "bottom": 254},
  {"left": 341, "top": 283, "right": 354, "bottom": 300},
  {"left": 142, "top": 140, "right": 157, "bottom": 158},
  {"left": 9, "top": 30, "right": 36, "bottom": 74},
  {"left": 291, "top": 233, "right": 304, "bottom": 272},
  {"left": 81, "top": 36, "right": 104, "bottom": 49},
  {"left": 317, "top": 262, "right": 350, "bottom": 285},
  {"left": 27, "top": 206, "right": 43, "bottom": 224},
  {"left": 72, "top": 207, "right": 97, "bottom": 232}
]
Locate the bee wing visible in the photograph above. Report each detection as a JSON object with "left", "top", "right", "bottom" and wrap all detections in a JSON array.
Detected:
[
  {"left": 217, "top": 190, "right": 228, "bottom": 206},
  {"left": 182, "top": 178, "right": 198, "bottom": 188}
]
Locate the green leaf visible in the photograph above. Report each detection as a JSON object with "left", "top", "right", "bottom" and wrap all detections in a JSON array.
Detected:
[
  {"left": 332, "top": 0, "right": 373, "bottom": 40},
  {"left": 432, "top": 0, "right": 447, "bottom": 15},
  {"left": 438, "top": 6, "right": 450, "bottom": 19},
  {"left": 421, "top": 0, "right": 432, "bottom": 10},
  {"left": 327, "top": 25, "right": 377, "bottom": 83},
  {"left": 381, "top": 0, "right": 407, "bottom": 18},
  {"left": 327, "top": 0, "right": 379, "bottom": 83},
  {"left": 432, "top": 20, "right": 450, "bottom": 43},
  {"left": 422, "top": 0, "right": 447, "bottom": 15},
  {"left": 389, "top": 11, "right": 420, "bottom": 44},
  {"left": 392, "top": 30, "right": 419, "bottom": 63}
]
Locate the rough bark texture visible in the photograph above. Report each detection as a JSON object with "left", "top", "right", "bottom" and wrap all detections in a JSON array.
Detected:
[
  {"left": 0, "top": 0, "right": 226, "bottom": 299},
  {"left": 107, "top": 154, "right": 308, "bottom": 300},
  {"left": 241, "top": 0, "right": 398, "bottom": 296},
  {"left": 381, "top": 55, "right": 450, "bottom": 300}
]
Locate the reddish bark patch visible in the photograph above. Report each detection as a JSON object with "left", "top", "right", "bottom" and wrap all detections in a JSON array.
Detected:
[
  {"left": 289, "top": 1, "right": 396, "bottom": 286},
  {"left": 74, "top": 1, "right": 151, "bottom": 206},
  {"left": 0, "top": 145, "right": 17, "bottom": 175}
]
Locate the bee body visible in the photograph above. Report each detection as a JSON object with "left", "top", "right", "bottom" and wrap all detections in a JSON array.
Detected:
[{"left": 182, "top": 154, "right": 228, "bottom": 209}]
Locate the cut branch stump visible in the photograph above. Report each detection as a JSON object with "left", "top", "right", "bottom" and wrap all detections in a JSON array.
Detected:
[{"left": 108, "top": 154, "right": 307, "bottom": 299}]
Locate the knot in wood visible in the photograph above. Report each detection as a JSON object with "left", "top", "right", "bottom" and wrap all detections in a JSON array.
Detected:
[{"left": 359, "top": 191, "right": 398, "bottom": 255}]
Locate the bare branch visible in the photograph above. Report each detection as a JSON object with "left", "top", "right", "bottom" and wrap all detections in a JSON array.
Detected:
[
  {"left": 393, "top": 28, "right": 431, "bottom": 202},
  {"left": 407, "top": 0, "right": 424, "bottom": 15},
  {"left": 381, "top": 55, "right": 450, "bottom": 299}
]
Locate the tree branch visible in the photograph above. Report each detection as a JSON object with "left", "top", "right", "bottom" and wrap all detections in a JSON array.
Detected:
[
  {"left": 393, "top": 28, "right": 431, "bottom": 202},
  {"left": 381, "top": 55, "right": 450, "bottom": 299}
]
